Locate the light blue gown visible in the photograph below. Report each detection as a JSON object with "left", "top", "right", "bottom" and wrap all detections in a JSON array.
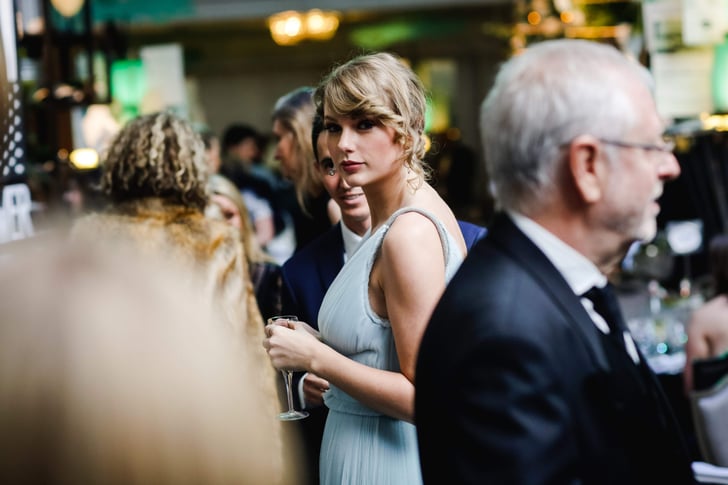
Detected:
[{"left": 317, "top": 207, "right": 465, "bottom": 485}]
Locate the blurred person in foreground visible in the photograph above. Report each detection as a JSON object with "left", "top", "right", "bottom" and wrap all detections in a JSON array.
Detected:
[
  {"left": 0, "top": 240, "right": 301, "bottom": 484},
  {"left": 416, "top": 39, "right": 695, "bottom": 484},
  {"left": 264, "top": 52, "right": 467, "bottom": 485},
  {"left": 207, "top": 173, "right": 282, "bottom": 321},
  {"left": 69, "top": 112, "right": 283, "bottom": 434},
  {"left": 684, "top": 233, "right": 728, "bottom": 393}
]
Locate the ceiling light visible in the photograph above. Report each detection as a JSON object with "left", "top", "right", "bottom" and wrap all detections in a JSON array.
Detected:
[
  {"left": 50, "top": 0, "right": 85, "bottom": 17},
  {"left": 268, "top": 9, "right": 340, "bottom": 46},
  {"left": 69, "top": 148, "right": 99, "bottom": 170}
]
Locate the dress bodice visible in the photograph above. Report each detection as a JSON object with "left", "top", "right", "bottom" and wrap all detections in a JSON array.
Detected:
[{"left": 318, "top": 207, "right": 464, "bottom": 415}]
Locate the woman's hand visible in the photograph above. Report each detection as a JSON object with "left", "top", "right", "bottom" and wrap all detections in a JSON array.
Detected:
[
  {"left": 296, "top": 320, "right": 322, "bottom": 340},
  {"left": 263, "top": 321, "right": 322, "bottom": 372}
]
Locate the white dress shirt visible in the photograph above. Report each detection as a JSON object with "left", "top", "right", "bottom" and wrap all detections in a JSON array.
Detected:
[
  {"left": 509, "top": 211, "right": 640, "bottom": 363},
  {"left": 341, "top": 221, "right": 365, "bottom": 263}
]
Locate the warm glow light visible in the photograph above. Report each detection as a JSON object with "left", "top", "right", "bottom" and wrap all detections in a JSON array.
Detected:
[
  {"left": 69, "top": 148, "right": 99, "bottom": 170},
  {"left": 564, "top": 24, "right": 630, "bottom": 39},
  {"left": 527, "top": 11, "right": 542, "bottom": 25},
  {"left": 32, "top": 87, "right": 49, "bottom": 102},
  {"left": 283, "top": 15, "right": 302, "bottom": 37},
  {"left": 560, "top": 11, "right": 574, "bottom": 23},
  {"left": 268, "top": 9, "right": 340, "bottom": 46},
  {"left": 701, "top": 114, "right": 728, "bottom": 132},
  {"left": 306, "top": 10, "right": 326, "bottom": 32},
  {"left": 50, "top": 0, "right": 85, "bottom": 17},
  {"left": 268, "top": 11, "right": 305, "bottom": 45},
  {"left": 54, "top": 84, "right": 74, "bottom": 98},
  {"left": 306, "top": 9, "right": 340, "bottom": 41}
]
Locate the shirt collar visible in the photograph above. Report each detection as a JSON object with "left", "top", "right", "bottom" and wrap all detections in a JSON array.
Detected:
[
  {"left": 341, "top": 221, "right": 365, "bottom": 262},
  {"left": 508, "top": 211, "right": 606, "bottom": 296}
]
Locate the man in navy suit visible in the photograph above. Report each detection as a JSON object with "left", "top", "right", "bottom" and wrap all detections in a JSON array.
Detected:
[
  {"left": 416, "top": 40, "right": 696, "bottom": 484},
  {"left": 281, "top": 116, "right": 486, "bottom": 484}
]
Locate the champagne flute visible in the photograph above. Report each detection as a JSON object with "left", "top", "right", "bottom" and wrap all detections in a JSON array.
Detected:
[{"left": 268, "top": 315, "right": 309, "bottom": 421}]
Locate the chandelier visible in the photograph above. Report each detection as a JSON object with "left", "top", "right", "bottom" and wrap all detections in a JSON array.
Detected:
[{"left": 268, "top": 9, "right": 341, "bottom": 46}]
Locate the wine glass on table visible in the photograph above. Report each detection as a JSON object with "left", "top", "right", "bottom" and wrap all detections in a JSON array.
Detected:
[{"left": 268, "top": 315, "right": 309, "bottom": 421}]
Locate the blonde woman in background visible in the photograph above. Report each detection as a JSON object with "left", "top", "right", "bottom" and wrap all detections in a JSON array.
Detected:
[
  {"left": 207, "top": 173, "right": 283, "bottom": 321},
  {"left": 0, "top": 239, "right": 301, "bottom": 484},
  {"left": 272, "top": 87, "right": 336, "bottom": 253}
]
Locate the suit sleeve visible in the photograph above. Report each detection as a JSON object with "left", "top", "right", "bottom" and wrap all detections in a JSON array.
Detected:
[
  {"left": 417, "top": 310, "right": 579, "bottom": 484},
  {"left": 279, "top": 267, "right": 300, "bottom": 318},
  {"left": 279, "top": 265, "right": 309, "bottom": 409}
]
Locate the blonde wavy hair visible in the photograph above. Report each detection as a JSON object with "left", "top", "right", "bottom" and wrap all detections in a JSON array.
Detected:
[
  {"left": 101, "top": 111, "right": 208, "bottom": 211},
  {"left": 314, "top": 52, "right": 431, "bottom": 189}
]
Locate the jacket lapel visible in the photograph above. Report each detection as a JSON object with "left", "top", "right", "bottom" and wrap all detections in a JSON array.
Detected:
[{"left": 487, "top": 213, "right": 609, "bottom": 369}]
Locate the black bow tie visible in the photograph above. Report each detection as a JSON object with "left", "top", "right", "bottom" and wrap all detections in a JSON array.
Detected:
[{"left": 582, "top": 283, "right": 628, "bottom": 341}]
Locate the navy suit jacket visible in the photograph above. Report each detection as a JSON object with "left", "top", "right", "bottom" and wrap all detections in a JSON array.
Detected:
[{"left": 416, "top": 213, "right": 695, "bottom": 484}]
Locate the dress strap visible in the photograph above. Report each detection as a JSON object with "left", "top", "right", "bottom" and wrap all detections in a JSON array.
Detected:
[{"left": 379, "top": 207, "right": 452, "bottom": 266}]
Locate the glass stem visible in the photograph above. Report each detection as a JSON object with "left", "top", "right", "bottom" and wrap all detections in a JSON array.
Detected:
[{"left": 285, "top": 370, "right": 295, "bottom": 412}]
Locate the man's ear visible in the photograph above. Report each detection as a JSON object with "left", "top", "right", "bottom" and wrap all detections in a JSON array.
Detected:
[{"left": 567, "top": 134, "right": 604, "bottom": 204}]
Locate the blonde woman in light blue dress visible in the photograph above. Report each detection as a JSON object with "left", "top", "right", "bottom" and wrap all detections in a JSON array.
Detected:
[{"left": 263, "top": 52, "right": 467, "bottom": 485}]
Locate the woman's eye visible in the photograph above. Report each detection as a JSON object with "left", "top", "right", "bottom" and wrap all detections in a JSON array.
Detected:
[
  {"left": 358, "top": 120, "right": 374, "bottom": 130},
  {"left": 324, "top": 123, "right": 340, "bottom": 133}
]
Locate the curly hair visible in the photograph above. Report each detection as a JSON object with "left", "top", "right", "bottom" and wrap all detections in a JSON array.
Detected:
[
  {"left": 101, "top": 112, "right": 208, "bottom": 211},
  {"left": 314, "top": 52, "right": 431, "bottom": 189}
]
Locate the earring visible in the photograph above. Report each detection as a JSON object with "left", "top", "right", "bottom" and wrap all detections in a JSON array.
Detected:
[{"left": 328, "top": 167, "right": 336, "bottom": 176}]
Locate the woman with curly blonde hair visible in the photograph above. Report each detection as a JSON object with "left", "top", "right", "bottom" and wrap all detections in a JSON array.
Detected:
[
  {"left": 70, "top": 112, "right": 294, "bottom": 477},
  {"left": 72, "top": 110, "right": 271, "bottom": 338},
  {"left": 264, "top": 52, "right": 467, "bottom": 484}
]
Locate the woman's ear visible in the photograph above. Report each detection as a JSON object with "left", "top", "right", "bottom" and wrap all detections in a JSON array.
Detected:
[{"left": 567, "top": 134, "right": 605, "bottom": 204}]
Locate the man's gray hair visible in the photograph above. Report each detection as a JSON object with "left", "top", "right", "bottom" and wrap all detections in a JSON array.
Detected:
[{"left": 480, "top": 39, "right": 654, "bottom": 214}]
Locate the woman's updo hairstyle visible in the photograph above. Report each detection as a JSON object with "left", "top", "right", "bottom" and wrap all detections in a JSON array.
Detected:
[{"left": 314, "top": 52, "right": 431, "bottom": 187}]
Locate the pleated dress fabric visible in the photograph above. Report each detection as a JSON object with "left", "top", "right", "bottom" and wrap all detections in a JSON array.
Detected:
[{"left": 317, "top": 207, "right": 464, "bottom": 485}]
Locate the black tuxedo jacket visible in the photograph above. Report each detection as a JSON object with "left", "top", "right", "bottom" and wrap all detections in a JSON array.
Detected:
[{"left": 416, "top": 213, "right": 695, "bottom": 484}]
